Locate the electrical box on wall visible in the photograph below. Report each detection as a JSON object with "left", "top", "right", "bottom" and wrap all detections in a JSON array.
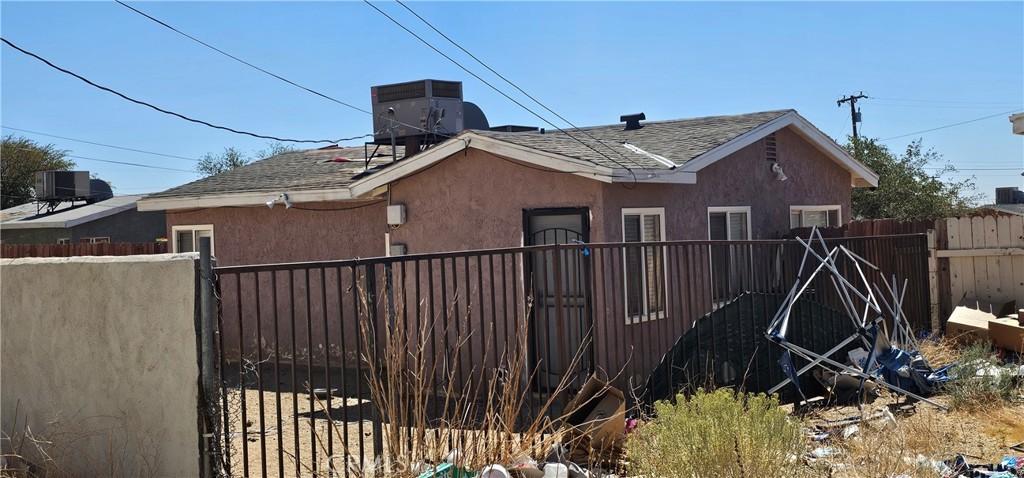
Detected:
[
  {"left": 387, "top": 204, "right": 406, "bottom": 225},
  {"left": 390, "top": 243, "right": 407, "bottom": 256}
]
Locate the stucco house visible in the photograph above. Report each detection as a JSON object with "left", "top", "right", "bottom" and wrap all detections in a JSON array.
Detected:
[
  {"left": 137, "top": 109, "right": 878, "bottom": 266},
  {"left": 0, "top": 195, "right": 166, "bottom": 245}
]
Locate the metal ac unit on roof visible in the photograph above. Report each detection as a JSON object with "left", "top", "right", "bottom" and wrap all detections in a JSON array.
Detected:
[
  {"left": 34, "top": 171, "right": 90, "bottom": 200},
  {"left": 370, "top": 79, "right": 465, "bottom": 143}
]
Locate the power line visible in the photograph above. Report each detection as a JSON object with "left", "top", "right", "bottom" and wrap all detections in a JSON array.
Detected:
[
  {"left": 68, "top": 154, "right": 196, "bottom": 172},
  {"left": 114, "top": 1, "right": 452, "bottom": 141},
  {"left": 879, "top": 109, "right": 1019, "bottom": 141},
  {"left": 5, "top": 144, "right": 195, "bottom": 172},
  {"left": 924, "top": 167, "right": 1022, "bottom": 171},
  {"left": 871, "top": 96, "right": 1021, "bottom": 106},
  {"left": 2, "top": 125, "right": 202, "bottom": 162},
  {"left": 363, "top": 1, "right": 641, "bottom": 179},
  {"left": 393, "top": 0, "right": 644, "bottom": 174},
  {"left": 1, "top": 37, "right": 370, "bottom": 144}
]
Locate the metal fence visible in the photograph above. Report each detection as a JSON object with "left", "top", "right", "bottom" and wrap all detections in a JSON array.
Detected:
[{"left": 211, "top": 234, "right": 929, "bottom": 477}]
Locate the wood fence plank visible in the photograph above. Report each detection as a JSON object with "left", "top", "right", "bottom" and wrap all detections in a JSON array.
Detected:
[
  {"left": 957, "top": 217, "right": 976, "bottom": 303},
  {"left": 982, "top": 215, "right": 999, "bottom": 303},
  {"left": 947, "top": 217, "right": 963, "bottom": 306},
  {"left": 970, "top": 216, "right": 988, "bottom": 302},
  {"left": 1010, "top": 215, "right": 1024, "bottom": 305},
  {"left": 996, "top": 216, "right": 1014, "bottom": 300}
]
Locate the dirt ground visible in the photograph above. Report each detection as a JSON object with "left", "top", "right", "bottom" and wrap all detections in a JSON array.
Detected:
[
  {"left": 793, "top": 392, "right": 1024, "bottom": 477},
  {"left": 223, "top": 388, "right": 382, "bottom": 477}
]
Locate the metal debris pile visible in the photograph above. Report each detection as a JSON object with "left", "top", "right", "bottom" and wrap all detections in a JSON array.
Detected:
[{"left": 765, "top": 227, "right": 953, "bottom": 409}]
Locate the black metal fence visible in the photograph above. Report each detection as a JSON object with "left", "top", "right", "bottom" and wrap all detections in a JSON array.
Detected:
[{"left": 211, "top": 234, "right": 929, "bottom": 477}]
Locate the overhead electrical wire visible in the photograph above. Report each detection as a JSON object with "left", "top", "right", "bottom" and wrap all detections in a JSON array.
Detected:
[
  {"left": 871, "top": 97, "right": 1022, "bottom": 107},
  {"left": 5, "top": 144, "right": 196, "bottom": 172},
  {"left": 393, "top": 0, "right": 646, "bottom": 174},
  {"left": 1, "top": 37, "right": 369, "bottom": 144},
  {"left": 114, "top": 1, "right": 454, "bottom": 142},
  {"left": 2, "top": 125, "right": 202, "bottom": 162},
  {"left": 879, "top": 109, "right": 1019, "bottom": 141},
  {"left": 362, "top": 0, "right": 642, "bottom": 180}
]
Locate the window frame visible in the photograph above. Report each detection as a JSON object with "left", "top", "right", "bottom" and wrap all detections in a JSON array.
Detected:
[
  {"left": 707, "top": 206, "right": 752, "bottom": 240},
  {"left": 789, "top": 205, "right": 842, "bottom": 228},
  {"left": 621, "top": 207, "right": 668, "bottom": 324},
  {"left": 56, "top": 238, "right": 71, "bottom": 245},
  {"left": 171, "top": 224, "right": 215, "bottom": 255}
]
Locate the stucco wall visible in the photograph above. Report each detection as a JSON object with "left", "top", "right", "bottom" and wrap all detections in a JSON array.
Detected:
[
  {"left": 389, "top": 148, "right": 607, "bottom": 252},
  {"left": 1, "top": 254, "right": 200, "bottom": 477},
  {"left": 166, "top": 200, "right": 386, "bottom": 266},
  {"left": 0, "top": 208, "right": 166, "bottom": 245},
  {"left": 600, "top": 126, "right": 853, "bottom": 241}
]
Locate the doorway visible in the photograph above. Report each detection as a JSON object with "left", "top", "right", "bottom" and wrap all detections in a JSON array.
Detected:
[{"left": 523, "top": 208, "right": 593, "bottom": 391}]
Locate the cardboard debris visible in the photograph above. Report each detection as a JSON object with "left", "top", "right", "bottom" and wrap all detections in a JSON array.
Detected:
[
  {"left": 561, "top": 374, "right": 626, "bottom": 461},
  {"left": 989, "top": 318, "right": 1024, "bottom": 353},
  {"left": 946, "top": 306, "right": 997, "bottom": 342}
]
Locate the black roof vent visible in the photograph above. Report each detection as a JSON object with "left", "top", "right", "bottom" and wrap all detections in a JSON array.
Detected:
[{"left": 620, "top": 112, "right": 646, "bottom": 131}]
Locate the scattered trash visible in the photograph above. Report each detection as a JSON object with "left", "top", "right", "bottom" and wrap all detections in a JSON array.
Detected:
[
  {"left": 841, "top": 423, "right": 859, "bottom": 439},
  {"left": 809, "top": 447, "right": 836, "bottom": 459},
  {"left": 479, "top": 464, "right": 510, "bottom": 478},
  {"left": 560, "top": 374, "right": 626, "bottom": 462},
  {"left": 542, "top": 462, "right": 569, "bottom": 478},
  {"left": 765, "top": 227, "right": 950, "bottom": 410}
]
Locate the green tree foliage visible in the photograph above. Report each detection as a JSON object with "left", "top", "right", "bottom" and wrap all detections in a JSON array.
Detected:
[
  {"left": 196, "top": 143, "right": 298, "bottom": 177},
  {"left": 1, "top": 135, "right": 75, "bottom": 209},
  {"left": 849, "top": 138, "right": 981, "bottom": 220}
]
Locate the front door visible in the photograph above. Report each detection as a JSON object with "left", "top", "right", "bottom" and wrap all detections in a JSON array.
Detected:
[{"left": 524, "top": 208, "right": 592, "bottom": 391}]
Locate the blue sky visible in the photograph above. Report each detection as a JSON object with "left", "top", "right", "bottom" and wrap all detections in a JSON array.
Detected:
[{"left": 2, "top": 1, "right": 1022, "bottom": 200}]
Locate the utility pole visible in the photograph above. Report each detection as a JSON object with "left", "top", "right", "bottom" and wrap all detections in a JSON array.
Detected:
[{"left": 837, "top": 92, "right": 868, "bottom": 139}]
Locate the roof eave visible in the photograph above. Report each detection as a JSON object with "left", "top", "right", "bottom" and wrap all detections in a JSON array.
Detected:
[
  {"left": 677, "top": 110, "right": 879, "bottom": 188},
  {"left": 137, "top": 187, "right": 356, "bottom": 211}
]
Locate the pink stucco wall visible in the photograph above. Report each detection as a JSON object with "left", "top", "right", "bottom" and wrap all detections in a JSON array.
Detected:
[{"left": 166, "top": 200, "right": 386, "bottom": 267}]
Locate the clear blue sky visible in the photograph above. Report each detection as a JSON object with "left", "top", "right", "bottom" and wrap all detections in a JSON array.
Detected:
[{"left": 3, "top": 1, "right": 1022, "bottom": 201}]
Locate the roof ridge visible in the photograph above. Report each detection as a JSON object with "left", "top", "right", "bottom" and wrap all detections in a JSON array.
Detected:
[{"left": 473, "top": 109, "right": 795, "bottom": 134}]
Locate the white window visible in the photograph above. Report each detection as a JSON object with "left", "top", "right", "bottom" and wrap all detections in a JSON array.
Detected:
[
  {"left": 172, "top": 225, "right": 214, "bottom": 254},
  {"left": 622, "top": 208, "right": 666, "bottom": 323},
  {"left": 56, "top": 238, "right": 71, "bottom": 244},
  {"left": 790, "top": 205, "right": 841, "bottom": 229},
  {"left": 707, "top": 206, "right": 751, "bottom": 240},
  {"left": 79, "top": 237, "right": 110, "bottom": 244}
]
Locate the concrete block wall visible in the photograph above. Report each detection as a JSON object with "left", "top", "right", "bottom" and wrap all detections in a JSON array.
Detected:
[{"left": 1, "top": 254, "right": 201, "bottom": 477}]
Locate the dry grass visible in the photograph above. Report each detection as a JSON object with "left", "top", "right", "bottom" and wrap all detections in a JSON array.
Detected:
[
  {"left": 265, "top": 284, "right": 626, "bottom": 477},
  {"left": 916, "top": 334, "right": 963, "bottom": 368},
  {"left": 1, "top": 404, "right": 159, "bottom": 478}
]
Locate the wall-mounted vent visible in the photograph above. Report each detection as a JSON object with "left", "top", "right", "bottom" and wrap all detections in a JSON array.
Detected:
[{"left": 765, "top": 133, "right": 778, "bottom": 162}]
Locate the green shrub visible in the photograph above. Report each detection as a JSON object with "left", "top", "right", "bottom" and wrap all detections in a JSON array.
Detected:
[
  {"left": 946, "top": 342, "right": 1022, "bottom": 410},
  {"left": 626, "top": 388, "right": 803, "bottom": 478}
]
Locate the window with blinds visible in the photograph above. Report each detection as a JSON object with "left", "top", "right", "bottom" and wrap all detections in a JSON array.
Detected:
[
  {"left": 622, "top": 208, "right": 666, "bottom": 323},
  {"left": 790, "top": 206, "right": 841, "bottom": 229}
]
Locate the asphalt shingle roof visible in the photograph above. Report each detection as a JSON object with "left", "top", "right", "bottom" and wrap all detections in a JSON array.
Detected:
[
  {"left": 474, "top": 109, "right": 791, "bottom": 169},
  {"left": 147, "top": 110, "right": 790, "bottom": 199},
  {"left": 147, "top": 145, "right": 401, "bottom": 199}
]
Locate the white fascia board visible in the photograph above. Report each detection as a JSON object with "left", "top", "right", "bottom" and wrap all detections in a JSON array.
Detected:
[
  {"left": 348, "top": 132, "right": 615, "bottom": 197},
  {"left": 137, "top": 187, "right": 355, "bottom": 211},
  {"left": 611, "top": 169, "right": 697, "bottom": 184},
  {"left": 678, "top": 111, "right": 879, "bottom": 188},
  {"left": 1, "top": 203, "right": 136, "bottom": 229}
]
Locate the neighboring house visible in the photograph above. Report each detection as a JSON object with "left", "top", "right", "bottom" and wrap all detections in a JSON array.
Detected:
[
  {"left": 138, "top": 109, "right": 878, "bottom": 266},
  {"left": 977, "top": 186, "right": 1024, "bottom": 216},
  {"left": 0, "top": 195, "right": 166, "bottom": 244}
]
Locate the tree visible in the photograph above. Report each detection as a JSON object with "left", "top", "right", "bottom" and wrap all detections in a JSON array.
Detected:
[
  {"left": 196, "top": 143, "right": 298, "bottom": 177},
  {"left": 849, "top": 137, "right": 980, "bottom": 220},
  {"left": 1, "top": 135, "right": 75, "bottom": 209}
]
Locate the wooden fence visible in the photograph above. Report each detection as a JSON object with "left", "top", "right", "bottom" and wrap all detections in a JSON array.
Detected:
[
  {"left": 1, "top": 242, "right": 168, "bottom": 258},
  {"left": 814, "top": 215, "right": 1024, "bottom": 329},
  {"left": 936, "top": 215, "right": 1024, "bottom": 321}
]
